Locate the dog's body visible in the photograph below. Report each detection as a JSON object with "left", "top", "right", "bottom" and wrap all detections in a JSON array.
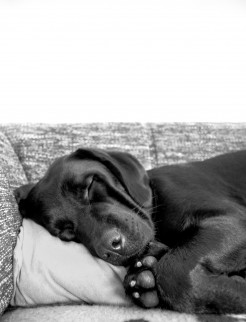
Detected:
[{"left": 15, "top": 149, "right": 246, "bottom": 313}]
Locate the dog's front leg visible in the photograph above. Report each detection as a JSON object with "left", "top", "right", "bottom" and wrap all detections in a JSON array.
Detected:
[{"left": 125, "top": 216, "right": 246, "bottom": 313}]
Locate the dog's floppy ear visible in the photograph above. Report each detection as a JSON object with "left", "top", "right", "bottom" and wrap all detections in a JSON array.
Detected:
[
  {"left": 14, "top": 183, "right": 35, "bottom": 204},
  {"left": 71, "top": 148, "right": 152, "bottom": 208}
]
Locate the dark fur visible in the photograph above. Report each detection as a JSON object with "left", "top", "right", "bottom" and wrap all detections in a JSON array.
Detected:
[{"left": 15, "top": 148, "right": 246, "bottom": 313}]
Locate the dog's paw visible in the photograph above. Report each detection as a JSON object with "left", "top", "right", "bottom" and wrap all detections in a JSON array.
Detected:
[{"left": 124, "top": 255, "right": 159, "bottom": 308}]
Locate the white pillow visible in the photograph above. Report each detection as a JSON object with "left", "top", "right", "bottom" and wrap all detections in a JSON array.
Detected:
[{"left": 11, "top": 219, "right": 132, "bottom": 307}]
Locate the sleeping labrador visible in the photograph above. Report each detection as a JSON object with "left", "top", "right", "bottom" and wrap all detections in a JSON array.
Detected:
[{"left": 15, "top": 148, "right": 246, "bottom": 313}]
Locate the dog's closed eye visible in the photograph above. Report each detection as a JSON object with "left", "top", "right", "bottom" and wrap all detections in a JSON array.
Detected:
[
  {"left": 87, "top": 175, "right": 109, "bottom": 203},
  {"left": 84, "top": 175, "right": 94, "bottom": 201}
]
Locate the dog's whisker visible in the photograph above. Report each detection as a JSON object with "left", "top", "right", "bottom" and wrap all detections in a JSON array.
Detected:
[{"left": 148, "top": 203, "right": 165, "bottom": 212}]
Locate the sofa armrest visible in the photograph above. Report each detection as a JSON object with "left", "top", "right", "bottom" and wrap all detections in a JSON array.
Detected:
[{"left": 0, "top": 132, "right": 27, "bottom": 315}]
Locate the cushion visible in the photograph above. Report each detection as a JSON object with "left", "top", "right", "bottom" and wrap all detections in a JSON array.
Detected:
[
  {"left": 0, "top": 132, "right": 27, "bottom": 315},
  {"left": 11, "top": 219, "right": 131, "bottom": 307}
]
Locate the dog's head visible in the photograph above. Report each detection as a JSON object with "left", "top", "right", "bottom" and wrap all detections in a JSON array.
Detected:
[{"left": 15, "top": 148, "right": 154, "bottom": 266}]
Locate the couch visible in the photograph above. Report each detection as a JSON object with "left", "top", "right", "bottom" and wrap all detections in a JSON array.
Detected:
[{"left": 1, "top": 122, "right": 246, "bottom": 322}]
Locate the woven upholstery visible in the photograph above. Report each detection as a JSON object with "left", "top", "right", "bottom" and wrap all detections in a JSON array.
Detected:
[
  {"left": 0, "top": 133, "right": 27, "bottom": 314},
  {"left": 149, "top": 123, "right": 246, "bottom": 166},
  {"left": 1, "top": 123, "right": 152, "bottom": 182}
]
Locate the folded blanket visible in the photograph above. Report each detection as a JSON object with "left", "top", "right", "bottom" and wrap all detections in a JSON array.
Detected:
[{"left": 11, "top": 219, "right": 132, "bottom": 307}]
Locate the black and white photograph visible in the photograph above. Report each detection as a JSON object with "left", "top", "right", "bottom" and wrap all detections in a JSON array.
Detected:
[{"left": 0, "top": 1, "right": 246, "bottom": 321}]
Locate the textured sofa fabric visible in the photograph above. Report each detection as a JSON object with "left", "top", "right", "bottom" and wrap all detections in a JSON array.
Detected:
[
  {"left": 1, "top": 123, "right": 246, "bottom": 322},
  {"left": 3, "top": 304, "right": 246, "bottom": 322},
  {"left": 149, "top": 123, "right": 246, "bottom": 166},
  {"left": 0, "top": 133, "right": 27, "bottom": 314},
  {"left": 1, "top": 124, "right": 152, "bottom": 182}
]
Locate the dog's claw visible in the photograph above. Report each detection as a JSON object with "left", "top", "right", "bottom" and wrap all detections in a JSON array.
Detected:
[
  {"left": 133, "top": 292, "right": 140, "bottom": 299},
  {"left": 135, "top": 261, "right": 142, "bottom": 268}
]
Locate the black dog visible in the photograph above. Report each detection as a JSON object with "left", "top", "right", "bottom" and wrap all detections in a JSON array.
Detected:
[{"left": 15, "top": 148, "right": 246, "bottom": 313}]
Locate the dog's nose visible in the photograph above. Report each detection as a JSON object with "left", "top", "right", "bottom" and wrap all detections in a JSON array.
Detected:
[
  {"left": 102, "top": 229, "right": 125, "bottom": 253},
  {"left": 111, "top": 233, "right": 124, "bottom": 250}
]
